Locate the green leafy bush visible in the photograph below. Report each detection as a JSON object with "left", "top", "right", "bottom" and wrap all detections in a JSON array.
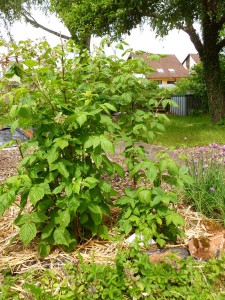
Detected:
[
  {"left": 174, "top": 63, "right": 208, "bottom": 113},
  {"left": 0, "top": 38, "right": 193, "bottom": 257},
  {"left": 0, "top": 39, "right": 179, "bottom": 256},
  {"left": 116, "top": 151, "right": 193, "bottom": 246}
]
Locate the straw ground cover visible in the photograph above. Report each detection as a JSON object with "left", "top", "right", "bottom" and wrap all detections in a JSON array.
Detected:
[{"left": 1, "top": 146, "right": 225, "bottom": 299}]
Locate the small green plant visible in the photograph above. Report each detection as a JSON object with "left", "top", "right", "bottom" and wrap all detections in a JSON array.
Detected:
[
  {"left": 116, "top": 151, "right": 193, "bottom": 246},
  {"left": 185, "top": 143, "right": 225, "bottom": 222},
  {"left": 1, "top": 249, "right": 225, "bottom": 299}
]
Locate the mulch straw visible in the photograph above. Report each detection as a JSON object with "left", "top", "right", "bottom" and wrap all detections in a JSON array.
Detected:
[
  {"left": 0, "top": 145, "right": 223, "bottom": 278},
  {"left": 0, "top": 200, "right": 212, "bottom": 276}
]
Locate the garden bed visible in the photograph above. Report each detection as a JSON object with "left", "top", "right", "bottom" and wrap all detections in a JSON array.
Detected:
[
  {"left": 0, "top": 145, "right": 225, "bottom": 298},
  {"left": 1, "top": 145, "right": 224, "bottom": 269}
]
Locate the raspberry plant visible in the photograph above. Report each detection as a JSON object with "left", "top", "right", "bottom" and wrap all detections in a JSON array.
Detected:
[{"left": 0, "top": 39, "right": 191, "bottom": 256}]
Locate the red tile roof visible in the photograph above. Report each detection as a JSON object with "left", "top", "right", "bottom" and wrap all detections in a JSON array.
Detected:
[{"left": 134, "top": 53, "right": 189, "bottom": 79}]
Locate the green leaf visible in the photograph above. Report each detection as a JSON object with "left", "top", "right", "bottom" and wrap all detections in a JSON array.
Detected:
[
  {"left": 124, "top": 208, "right": 132, "bottom": 219},
  {"left": 92, "top": 153, "right": 102, "bottom": 168},
  {"left": 29, "top": 186, "right": 45, "bottom": 206},
  {"left": 76, "top": 113, "right": 87, "bottom": 127},
  {"left": 60, "top": 209, "right": 71, "bottom": 228},
  {"left": 83, "top": 177, "right": 99, "bottom": 189},
  {"left": 24, "top": 59, "right": 38, "bottom": 67},
  {"left": 88, "top": 203, "right": 103, "bottom": 225},
  {"left": 73, "top": 178, "right": 82, "bottom": 194},
  {"left": 156, "top": 237, "right": 166, "bottom": 247},
  {"left": 38, "top": 241, "right": 51, "bottom": 258},
  {"left": 114, "top": 163, "right": 125, "bottom": 177},
  {"left": 98, "top": 225, "right": 110, "bottom": 239},
  {"left": 0, "top": 190, "right": 16, "bottom": 215},
  {"left": 159, "top": 159, "right": 168, "bottom": 172},
  {"left": 19, "top": 222, "right": 37, "bottom": 246},
  {"left": 53, "top": 227, "right": 69, "bottom": 246},
  {"left": 100, "top": 135, "right": 114, "bottom": 153},
  {"left": 68, "top": 197, "right": 80, "bottom": 215},
  {"left": 146, "top": 166, "right": 158, "bottom": 183},
  {"left": 41, "top": 222, "right": 55, "bottom": 239},
  {"left": 0, "top": 140, "right": 17, "bottom": 151},
  {"left": 116, "top": 196, "right": 132, "bottom": 206},
  {"left": 130, "top": 162, "right": 145, "bottom": 178},
  {"left": 138, "top": 189, "right": 152, "bottom": 203},
  {"left": 47, "top": 148, "right": 59, "bottom": 165},
  {"left": 18, "top": 106, "right": 32, "bottom": 118},
  {"left": 52, "top": 185, "right": 65, "bottom": 195},
  {"left": 80, "top": 213, "right": 88, "bottom": 224},
  {"left": 99, "top": 180, "right": 112, "bottom": 193},
  {"left": 53, "top": 137, "right": 69, "bottom": 149},
  {"left": 122, "top": 220, "right": 133, "bottom": 235},
  {"left": 103, "top": 103, "right": 117, "bottom": 112},
  {"left": 167, "top": 160, "right": 179, "bottom": 175},
  {"left": 15, "top": 212, "right": 47, "bottom": 226},
  {"left": 0, "top": 204, "right": 4, "bottom": 217},
  {"left": 58, "top": 162, "right": 69, "bottom": 178},
  {"left": 166, "top": 212, "right": 185, "bottom": 226},
  {"left": 65, "top": 184, "right": 73, "bottom": 197}
]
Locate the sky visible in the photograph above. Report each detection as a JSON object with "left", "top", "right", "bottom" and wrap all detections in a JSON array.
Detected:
[{"left": 4, "top": 10, "right": 198, "bottom": 63}]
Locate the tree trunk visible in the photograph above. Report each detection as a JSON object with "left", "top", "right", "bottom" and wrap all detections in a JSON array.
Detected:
[
  {"left": 200, "top": 9, "right": 225, "bottom": 124},
  {"left": 202, "top": 53, "right": 225, "bottom": 123}
]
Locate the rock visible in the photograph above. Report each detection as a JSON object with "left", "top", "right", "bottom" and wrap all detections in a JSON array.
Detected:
[
  {"left": 188, "top": 233, "right": 225, "bottom": 260},
  {"left": 147, "top": 247, "right": 190, "bottom": 263},
  {"left": 125, "top": 233, "right": 156, "bottom": 247}
]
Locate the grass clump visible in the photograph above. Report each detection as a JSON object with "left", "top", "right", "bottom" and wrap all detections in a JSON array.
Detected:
[
  {"left": 154, "top": 114, "right": 225, "bottom": 148},
  {"left": 184, "top": 143, "right": 225, "bottom": 223}
]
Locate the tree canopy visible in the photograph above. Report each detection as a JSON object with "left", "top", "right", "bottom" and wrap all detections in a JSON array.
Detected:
[
  {"left": 50, "top": 0, "right": 225, "bottom": 123},
  {"left": 1, "top": 0, "right": 225, "bottom": 122},
  {"left": 0, "top": 0, "right": 70, "bottom": 41}
]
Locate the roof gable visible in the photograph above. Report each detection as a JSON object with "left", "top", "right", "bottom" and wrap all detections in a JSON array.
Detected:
[{"left": 135, "top": 53, "right": 189, "bottom": 79}]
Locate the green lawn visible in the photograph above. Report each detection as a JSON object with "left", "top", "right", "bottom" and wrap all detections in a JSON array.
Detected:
[{"left": 154, "top": 114, "right": 225, "bottom": 148}]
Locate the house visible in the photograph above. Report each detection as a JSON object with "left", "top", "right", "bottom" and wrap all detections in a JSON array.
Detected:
[
  {"left": 134, "top": 53, "right": 189, "bottom": 86},
  {"left": 182, "top": 53, "right": 200, "bottom": 72}
]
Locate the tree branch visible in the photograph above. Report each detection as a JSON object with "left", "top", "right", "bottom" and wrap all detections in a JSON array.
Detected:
[
  {"left": 217, "top": 38, "right": 225, "bottom": 52},
  {"left": 217, "top": 14, "right": 225, "bottom": 31},
  {"left": 182, "top": 24, "right": 203, "bottom": 57},
  {"left": 21, "top": 10, "right": 71, "bottom": 40}
]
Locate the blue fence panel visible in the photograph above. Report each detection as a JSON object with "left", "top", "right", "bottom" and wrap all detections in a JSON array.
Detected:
[{"left": 170, "top": 95, "right": 200, "bottom": 116}]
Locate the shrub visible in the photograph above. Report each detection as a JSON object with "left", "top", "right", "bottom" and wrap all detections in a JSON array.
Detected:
[
  {"left": 174, "top": 63, "right": 208, "bottom": 113},
  {"left": 0, "top": 39, "right": 183, "bottom": 256}
]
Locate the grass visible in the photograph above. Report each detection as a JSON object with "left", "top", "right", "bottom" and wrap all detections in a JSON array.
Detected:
[{"left": 154, "top": 114, "right": 225, "bottom": 148}]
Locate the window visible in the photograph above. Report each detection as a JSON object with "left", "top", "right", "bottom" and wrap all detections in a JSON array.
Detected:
[
  {"left": 167, "top": 80, "right": 176, "bottom": 84},
  {"left": 168, "top": 68, "right": 175, "bottom": 72},
  {"left": 157, "top": 68, "right": 164, "bottom": 73}
]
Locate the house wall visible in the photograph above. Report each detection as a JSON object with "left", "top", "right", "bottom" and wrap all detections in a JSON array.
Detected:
[
  {"left": 182, "top": 56, "right": 199, "bottom": 71},
  {"left": 151, "top": 77, "right": 183, "bottom": 85},
  {"left": 189, "top": 57, "right": 197, "bottom": 70}
]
